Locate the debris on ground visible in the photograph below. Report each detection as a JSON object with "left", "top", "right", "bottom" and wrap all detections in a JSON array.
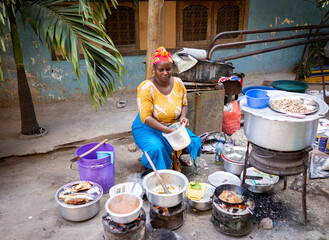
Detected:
[
  {"left": 260, "top": 217, "right": 274, "bottom": 230},
  {"left": 128, "top": 143, "right": 137, "bottom": 152}
]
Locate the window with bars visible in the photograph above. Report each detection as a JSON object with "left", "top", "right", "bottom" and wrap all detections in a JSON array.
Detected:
[
  {"left": 177, "top": 1, "right": 248, "bottom": 48},
  {"left": 105, "top": 4, "right": 139, "bottom": 54},
  {"left": 217, "top": 5, "right": 240, "bottom": 38},
  {"left": 183, "top": 5, "right": 208, "bottom": 41}
]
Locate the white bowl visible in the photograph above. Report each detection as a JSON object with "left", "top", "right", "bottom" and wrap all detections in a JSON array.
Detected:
[
  {"left": 109, "top": 182, "right": 143, "bottom": 198},
  {"left": 105, "top": 193, "right": 143, "bottom": 224}
]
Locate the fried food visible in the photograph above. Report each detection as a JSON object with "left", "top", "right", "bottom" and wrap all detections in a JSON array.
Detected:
[
  {"left": 219, "top": 190, "right": 242, "bottom": 204},
  {"left": 65, "top": 197, "right": 89, "bottom": 205},
  {"left": 72, "top": 181, "right": 91, "bottom": 192}
]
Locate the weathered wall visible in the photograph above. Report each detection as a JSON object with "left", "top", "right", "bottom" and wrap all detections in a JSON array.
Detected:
[{"left": 0, "top": 0, "right": 323, "bottom": 107}]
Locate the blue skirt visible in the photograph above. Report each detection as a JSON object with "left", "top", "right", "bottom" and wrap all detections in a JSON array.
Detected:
[{"left": 132, "top": 113, "right": 202, "bottom": 170}]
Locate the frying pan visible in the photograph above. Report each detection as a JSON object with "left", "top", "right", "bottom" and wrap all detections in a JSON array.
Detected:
[{"left": 215, "top": 184, "right": 249, "bottom": 205}]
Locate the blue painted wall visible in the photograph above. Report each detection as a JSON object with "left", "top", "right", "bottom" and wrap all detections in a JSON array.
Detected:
[{"left": 0, "top": 0, "right": 324, "bottom": 106}]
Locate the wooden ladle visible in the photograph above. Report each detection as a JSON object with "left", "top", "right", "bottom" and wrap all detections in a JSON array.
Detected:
[{"left": 144, "top": 151, "right": 171, "bottom": 195}]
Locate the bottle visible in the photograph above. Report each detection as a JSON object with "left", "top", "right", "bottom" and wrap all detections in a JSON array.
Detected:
[{"left": 215, "top": 139, "right": 224, "bottom": 165}]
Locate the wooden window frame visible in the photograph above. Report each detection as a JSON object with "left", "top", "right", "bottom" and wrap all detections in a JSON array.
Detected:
[
  {"left": 176, "top": 0, "right": 249, "bottom": 49},
  {"left": 105, "top": 2, "right": 140, "bottom": 56}
]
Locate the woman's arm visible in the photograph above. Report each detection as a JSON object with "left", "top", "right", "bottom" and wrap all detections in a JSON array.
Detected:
[
  {"left": 179, "top": 105, "right": 189, "bottom": 126},
  {"left": 145, "top": 117, "right": 175, "bottom": 134}
]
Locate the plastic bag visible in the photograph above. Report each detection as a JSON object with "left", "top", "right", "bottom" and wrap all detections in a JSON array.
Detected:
[{"left": 222, "top": 101, "right": 241, "bottom": 135}]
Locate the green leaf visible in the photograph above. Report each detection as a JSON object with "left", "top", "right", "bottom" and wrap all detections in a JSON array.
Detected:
[{"left": 190, "top": 181, "right": 202, "bottom": 190}]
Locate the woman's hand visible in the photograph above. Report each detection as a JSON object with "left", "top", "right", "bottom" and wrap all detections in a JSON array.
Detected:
[{"left": 179, "top": 117, "right": 189, "bottom": 127}]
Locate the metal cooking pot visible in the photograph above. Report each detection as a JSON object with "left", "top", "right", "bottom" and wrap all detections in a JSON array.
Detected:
[
  {"left": 55, "top": 181, "right": 103, "bottom": 222},
  {"left": 221, "top": 146, "right": 248, "bottom": 175},
  {"left": 142, "top": 170, "right": 189, "bottom": 208},
  {"left": 187, "top": 183, "right": 215, "bottom": 211},
  {"left": 241, "top": 91, "right": 328, "bottom": 151}
]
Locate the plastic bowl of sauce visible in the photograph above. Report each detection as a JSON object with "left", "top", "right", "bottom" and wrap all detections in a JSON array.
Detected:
[{"left": 105, "top": 192, "right": 143, "bottom": 223}]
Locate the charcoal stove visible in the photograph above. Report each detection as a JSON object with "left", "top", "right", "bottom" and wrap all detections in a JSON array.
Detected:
[
  {"left": 211, "top": 197, "right": 255, "bottom": 236},
  {"left": 149, "top": 202, "right": 185, "bottom": 230},
  {"left": 102, "top": 208, "right": 146, "bottom": 240},
  {"left": 241, "top": 141, "right": 312, "bottom": 224}
]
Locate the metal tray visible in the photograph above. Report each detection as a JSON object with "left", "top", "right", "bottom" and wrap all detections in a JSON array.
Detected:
[{"left": 269, "top": 95, "right": 319, "bottom": 115}]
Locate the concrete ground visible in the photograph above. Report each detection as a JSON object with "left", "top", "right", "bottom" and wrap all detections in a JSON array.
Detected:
[{"left": 0, "top": 72, "right": 329, "bottom": 240}]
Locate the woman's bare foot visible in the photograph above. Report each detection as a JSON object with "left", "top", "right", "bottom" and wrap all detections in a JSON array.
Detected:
[{"left": 179, "top": 156, "right": 193, "bottom": 167}]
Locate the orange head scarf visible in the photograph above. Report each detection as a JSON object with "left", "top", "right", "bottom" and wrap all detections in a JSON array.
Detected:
[{"left": 153, "top": 46, "right": 173, "bottom": 65}]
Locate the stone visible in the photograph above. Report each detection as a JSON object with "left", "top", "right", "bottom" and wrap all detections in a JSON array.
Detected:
[
  {"left": 128, "top": 143, "right": 137, "bottom": 152},
  {"left": 260, "top": 217, "right": 274, "bottom": 230}
]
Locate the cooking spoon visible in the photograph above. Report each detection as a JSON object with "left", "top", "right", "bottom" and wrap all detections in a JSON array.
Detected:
[{"left": 144, "top": 151, "right": 171, "bottom": 195}]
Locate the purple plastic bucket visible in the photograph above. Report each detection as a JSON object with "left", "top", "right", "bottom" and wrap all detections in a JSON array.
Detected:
[{"left": 76, "top": 143, "right": 115, "bottom": 193}]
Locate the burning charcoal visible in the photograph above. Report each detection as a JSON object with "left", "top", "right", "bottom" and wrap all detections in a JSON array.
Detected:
[
  {"left": 232, "top": 208, "right": 239, "bottom": 213},
  {"left": 159, "top": 209, "right": 163, "bottom": 214},
  {"left": 260, "top": 217, "right": 274, "bottom": 230}
]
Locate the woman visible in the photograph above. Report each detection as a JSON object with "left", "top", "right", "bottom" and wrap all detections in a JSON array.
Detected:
[{"left": 132, "top": 46, "right": 202, "bottom": 171}]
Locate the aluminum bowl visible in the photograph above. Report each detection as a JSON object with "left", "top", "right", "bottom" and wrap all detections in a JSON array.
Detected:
[
  {"left": 55, "top": 181, "right": 103, "bottom": 222},
  {"left": 105, "top": 193, "right": 143, "bottom": 224},
  {"left": 187, "top": 183, "right": 215, "bottom": 211},
  {"left": 240, "top": 167, "right": 279, "bottom": 193},
  {"left": 143, "top": 170, "right": 189, "bottom": 207}
]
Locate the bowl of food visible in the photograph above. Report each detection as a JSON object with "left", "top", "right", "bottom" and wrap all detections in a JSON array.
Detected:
[
  {"left": 240, "top": 167, "right": 279, "bottom": 193},
  {"left": 142, "top": 169, "right": 189, "bottom": 207},
  {"left": 105, "top": 192, "right": 143, "bottom": 224},
  {"left": 186, "top": 182, "right": 215, "bottom": 211},
  {"left": 55, "top": 181, "right": 103, "bottom": 222}
]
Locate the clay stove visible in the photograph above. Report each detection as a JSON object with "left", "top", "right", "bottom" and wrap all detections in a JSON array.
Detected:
[
  {"left": 211, "top": 198, "right": 255, "bottom": 236},
  {"left": 149, "top": 202, "right": 185, "bottom": 230},
  {"left": 102, "top": 208, "right": 146, "bottom": 240}
]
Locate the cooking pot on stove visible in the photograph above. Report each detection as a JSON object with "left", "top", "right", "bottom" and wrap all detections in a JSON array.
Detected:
[
  {"left": 240, "top": 91, "right": 328, "bottom": 151},
  {"left": 143, "top": 170, "right": 189, "bottom": 207}
]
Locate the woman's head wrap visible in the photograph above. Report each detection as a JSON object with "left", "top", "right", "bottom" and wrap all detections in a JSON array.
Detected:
[{"left": 153, "top": 46, "right": 173, "bottom": 65}]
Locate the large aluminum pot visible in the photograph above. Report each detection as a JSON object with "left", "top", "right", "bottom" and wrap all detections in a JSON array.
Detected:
[
  {"left": 143, "top": 170, "right": 189, "bottom": 207},
  {"left": 105, "top": 193, "right": 143, "bottom": 224},
  {"left": 241, "top": 91, "right": 328, "bottom": 151},
  {"left": 244, "top": 111, "right": 319, "bottom": 151},
  {"left": 55, "top": 181, "right": 103, "bottom": 222}
]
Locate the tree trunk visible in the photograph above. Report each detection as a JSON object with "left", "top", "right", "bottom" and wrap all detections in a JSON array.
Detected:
[
  {"left": 145, "top": 0, "right": 164, "bottom": 79},
  {"left": 9, "top": 12, "right": 40, "bottom": 135}
]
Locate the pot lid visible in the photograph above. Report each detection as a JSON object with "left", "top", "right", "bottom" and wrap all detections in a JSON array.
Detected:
[{"left": 240, "top": 90, "right": 328, "bottom": 122}]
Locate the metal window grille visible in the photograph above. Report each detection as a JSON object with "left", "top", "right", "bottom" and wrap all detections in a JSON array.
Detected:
[
  {"left": 183, "top": 5, "right": 208, "bottom": 41},
  {"left": 106, "top": 6, "right": 135, "bottom": 46},
  {"left": 217, "top": 5, "right": 240, "bottom": 38}
]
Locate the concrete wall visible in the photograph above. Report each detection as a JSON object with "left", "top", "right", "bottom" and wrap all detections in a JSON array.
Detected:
[{"left": 0, "top": 0, "right": 323, "bottom": 107}]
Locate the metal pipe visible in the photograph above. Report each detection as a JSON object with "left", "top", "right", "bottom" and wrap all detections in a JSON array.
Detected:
[
  {"left": 215, "top": 35, "right": 329, "bottom": 62},
  {"left": 207, "top": 24, "right": 329, "bottom": 59}
]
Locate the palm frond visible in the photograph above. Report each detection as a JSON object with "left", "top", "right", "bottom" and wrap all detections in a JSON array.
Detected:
[{"left": 20, "top": 0, "right": 123, "bottom": 109}]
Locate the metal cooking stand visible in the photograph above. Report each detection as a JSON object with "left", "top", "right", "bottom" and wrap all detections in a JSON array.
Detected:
[{"left": 241, "top": 141, "right": 310, "bottom": 225}]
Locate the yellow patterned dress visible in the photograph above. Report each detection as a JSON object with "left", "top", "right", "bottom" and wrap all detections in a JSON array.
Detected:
[{"left": 132, "top": 77, "right": 201, "bottom": 170}]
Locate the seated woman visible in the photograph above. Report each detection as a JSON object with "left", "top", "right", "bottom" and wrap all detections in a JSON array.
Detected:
[{"left": 132, "top": 46, "right": 202, "bottom": 171}]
